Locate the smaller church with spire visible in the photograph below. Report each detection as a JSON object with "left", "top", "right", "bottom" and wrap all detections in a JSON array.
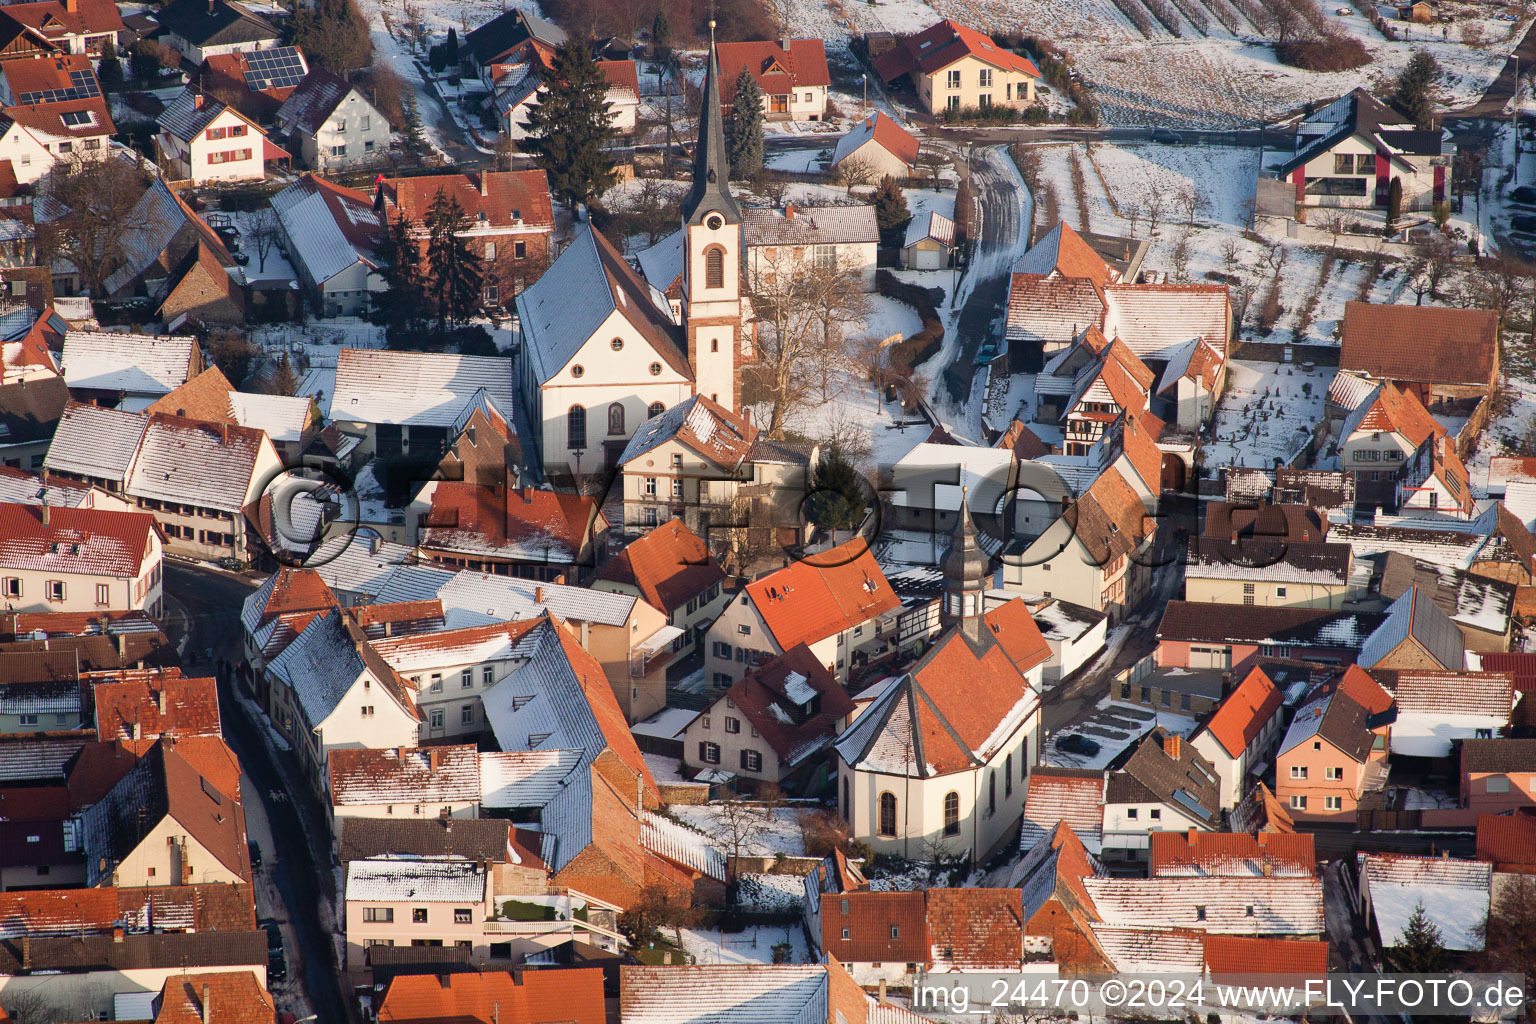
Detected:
[
  {"left": 831, "top": 495, "right": 1052, "bottom": 864},
  {"left": 513, "top": 32, "right": 747, "bottom": 482}
]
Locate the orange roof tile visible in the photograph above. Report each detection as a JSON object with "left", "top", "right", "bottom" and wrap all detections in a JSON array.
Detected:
[
  {"left": 927, "top": 889, "right": 1024, "bottom": 969},
  {"left": 421, "top": 483, "right": 604, "bottom": 564},
  {"left": 1476, "top": 812, "right": 1536, "bottom": 871},
  {"left": 92, "top": 673, "right": 221, "bottom": 742},
  {"left": 874, "top": 19, "right": 1041, "bottom": 82},
  {"left": 1341, "top": 302, "right": 1500, "bottom": 388},
  {"left": 1148, "top": 831, "right": 1316, "bottom": 877},
  {"left": 821, "top": 890, "right": 927, "bottom": 964},
  {"left": 1332, "top": 664, "right": 1395, "bottom": 716},
  {"left": 982, "top": 598, "right": 1052, "bottom": 675},
  {"left": 154, "top": 970, "right": 273, "bottom": 1024},
  {"left": 1202, "top": 666, "right": 1284, "bottom": 759},
  {"left": 382, "top": 169, "right": 554, "bottom": 232},
  {"left": 378, "top": 968, "right": 606, "bottom": 1024},
  {"left": 145, "top": 366, "right": 238, "bottom": 423},
  {"left": 716, "top": 38, "right": 831, "bottom": 95},
  {"left": 746, "top": 539, "right": 901, "bottom": 651},
  {"left": 595, "top": 517, "right": 725, "bottom": 614},
  {"left": 1203, "top": 935, "right": 1329, "bottom": 975}
]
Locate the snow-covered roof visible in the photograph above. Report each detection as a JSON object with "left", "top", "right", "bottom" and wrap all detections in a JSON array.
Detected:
[
  {"left": 265, "top": 611, "right": 373, "bottom": 727},
  {"left": 619, "top": 966, "right": 829, "bottom": 1024},
  {"left": 436, "top": 571, "right": 637, "bottom": 628},
  {"left": 345, "top": 857, "right": 485, "bottom": 903},
  {"left": 904, "top": 204, "right": 956, "bottom": 250},
  {"left": 1328, "top": 369, "right": 1379, "bottom": 413},
  {"left": 478, "top": 748, "right": 583, "bottom": 809},
  {"left": 59, "top": 332, "right": 196, "bottom": 397},
  {"left": 43, "top": 402, "right": 148, "bottom": 482},
  {"left": 228, "top": 391, "right": 311, "bottom": 443},
  {"left": 270, "top": 176, "right": 381, "bottom": 287},
  {"left": 641, "top": 811, "right": 727, "bottom": 881},
  {"left": 888, "top": 442, "right": 1014, "bottom": 516},
  {"left": 1082, "top": 876, "right": 1324, "bottom": 934},
  {"left": 635, "top": 228, "right": 683, "bottom": 294},
  {"left": 125, "top": 415, "right": 267, "bottom": 514},
  {"left": 306, "top": 531, "right": 417, "bottom": 599},
  {"left": 1103, "top": 284, "right": 1230, "bottom": 362},
  {"left": 1091, "top": 925, "right": 1205, "bottom": 972},
  {"left": 328, "top": 348, "right": 513, "bottom": 429},
  {"left": 1359, "top": 853, "right": 1489, "bottom": 951},
  {"left": 330, "top": 745, "right": 480, "bottom": 806}
]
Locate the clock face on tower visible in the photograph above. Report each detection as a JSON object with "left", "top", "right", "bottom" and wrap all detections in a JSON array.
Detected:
[{"left": 705, "top": 214, "right": 724, "bottom": 231}]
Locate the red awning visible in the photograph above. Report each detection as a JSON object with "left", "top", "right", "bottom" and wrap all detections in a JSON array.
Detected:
[{"left": 262, "top": 139, "right": 289, "bottom": 161}]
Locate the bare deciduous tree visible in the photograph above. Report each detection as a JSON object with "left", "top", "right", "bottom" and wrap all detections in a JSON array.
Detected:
[
  {"left": 1176, "top": 184, "right": 1204, "bottom": 225},
  {"left": 1219, "top": 238, "right": 1242, "bottom": 280},
  {"left": 248, "top": 207, "right": 283, "bottom": 273},
  {"left": 1144, "top": 181, "right": 1167, "bottom": 236},
  {"left": 834, "top": 153, "right": 879, "bottom": 195},
  {"left": 34, "top": 154, "right": 154, "bottom": 298},
  {"left": 714, "top": 797, "right": 770, "bottom": 881},
  {"left": 1170, "top": 229, "right": 1193, "bottom": 281}
]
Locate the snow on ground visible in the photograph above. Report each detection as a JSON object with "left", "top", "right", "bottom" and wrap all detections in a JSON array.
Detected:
[
  {"left": 1043, "top": 698, "right": 1191, "bottom": 770},
  {"left": 737, "top": 872, "right": 807, "bottom": 913},
  {"left": 1204, "top": 359, "right": 1334, "bottom": 470},
  {"left": 679, "top": 922, "right": 812, "bottom": 965},
  {"left": 667, "top": 803, "right": 809, "bottom": 857}
]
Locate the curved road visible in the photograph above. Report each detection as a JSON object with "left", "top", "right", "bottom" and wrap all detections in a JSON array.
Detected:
[{"left": 165, "top": 562, "right": 353, "bottom": 1024}]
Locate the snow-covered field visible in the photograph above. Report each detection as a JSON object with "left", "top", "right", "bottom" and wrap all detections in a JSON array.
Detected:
[
  {"left": 1205, "top": 358, "right": 1336, "bottom": 469},
  {"left": 667, "top": 803, "right": 810, "bottom": 857},
  {"left": 679, "top": 922, "right": 812, "bottom": 964}
]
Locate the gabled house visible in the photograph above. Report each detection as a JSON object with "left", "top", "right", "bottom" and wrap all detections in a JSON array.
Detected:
[
  {"left": 901, "top": 196, "right": 957, "bottom": 271},
  {"left": 593, "top": 517, "right": 728, "bottom": 653},
  {"left": 261, "top": 609, "right": 421, "bottom": 794},
  {"left": 1398, "top": 432, "right": 1474, "bottom": 520},
  {"left": 376, "top": 969, "right": 606, "bottom": 1024},
  {"left": 146, "top": 365, "right": 317, "bottom": 462},
  {"left": 1460, "top": 739, "right": 1536, "bottom": 813},
  {"left": 1389, "top": 670, "right": 1514, "bottom": 759},
  {"left": 743, "top": 204, "right": 879, "bottom": 290},
  {"left": 1082, "top": 872, "right": 1324, "bottom": 938},
  {"left": 832, "top": 111, "right": 919, "bottom": 180},
  {"left": 58, "top": 330, "right": 201, "bottom": 409},
  {"left": 0, "top": 0, "right": 124, "bottom": 55},
  {"left": 1358, "top": 585, "right": 1465, "bottom": 671},
  {"left": 1358, "top": 853, "right": 1489, "bottom": 953},
  {"left": 0, "top": 52, "right": 114, "bottom": 158},
  {"left": 1275, "top": 689, "right": 1383, "bottom": 821},
  {"left": 380, "top": 169, "right": 555, "bottom": 306},
  {"left": 367, "top": 618, "right": 539, "bottom": 742},
  {"left": 196, "top": 45, "right": 308, "bottom": 123},
  {"left": 1183, "top": 537, "right": 1357, "bottom": 610},
  {"left": 1267, "top": 90, "right": 1453, "bottom": 214},
  {"left": 1340, "top": 302, "right": 1499, "bottom": 409},
  {"left": 91, "top": 670, "right": 220, "bottom": 743},
  {"left": 416, "top": 483, "right": 607, "bottom": 582},
  {"left": 1100, "top": 731, "right": 1221, "bottom": 863},
  {"left": 1334, "top": 379, "right": 1446, "bottom": 508},
  {"left": 464, "top": 7, "right": 564, "bottom": 82},
  {"left": 1032, "top": 327, "right": 1155, "bottom": 452},
  {"left": 1010, "top": 821, "right": 1111, "bottom": 972},
  {"left": 154, "top": 0, "right": 279, "bottom": 64},
  {"left": 1380, "top": 552, "right": 1514, "bottom": 652},
  {"left": 80, "top": 737, "right": 249, "bottom": 886},
  {"left": 328, "top": 744, "right": 480, "bottom": 823},
  {"left": 681, "top": 643, "right": 854, "bottom": 792},
  {"left": 491, "top": 51, "right": 641, "bottom": 139},
  {"left": 1154, "top": 600, "right": 1383, "bottom": 673},
  {"left": 269, "top": 173, "right": 385, "bottom": 316},
  {"left": 100, "top": 178, "right": 239, "bottom": 304},
  {"left": 275, "top": 68, "right": 391, "bottom": 171},
  {"left": 803, "top": 850, "right": 866, "bottom": 955},
  {"left": 0, "top": 107, "right": 58, "bottom": 182},
  {"left": 1148, "top": 831, "right": 1316, "bottom": 877},
  {"left": 1017, "top": 766, "right": 1106, "bottom": 855},
  {"left": 153, "top": 972, "right": 276, "bottom": 1024},
  {"left": 715, "top": 39, "right": 831, "bottom": 121},
  {"left": 1189, "top": 666, "right": 1286, "bottom": 807},
  {"left": 821, "top": 888, "right": 1024, "bottom": 986},
  {"left": 703, "top": 537, "right": 901, "bottom": 688},
  {"left": 0, "top": 501, "right": 162, "bottom": 615},
  {"left": 873, "top": 19, "right": 1040, "bottom": 117},
  {"left": 155, "top": 89, "right": 285, "bottom": 184}
]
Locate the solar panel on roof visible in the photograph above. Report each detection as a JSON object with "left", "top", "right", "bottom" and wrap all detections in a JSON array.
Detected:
[
  {"left": 18, "top": 70, "right": 101, "bottom": 106},
  {"left": 243, "top": 46, "right": 306, "bottom": 90},
  {"left": 1171, "top": 788, "right": 1208, "bottom": 817}
]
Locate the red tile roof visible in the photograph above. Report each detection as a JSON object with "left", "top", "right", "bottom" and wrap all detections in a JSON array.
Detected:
[
  {"left": 1203, "top": 935, "right": 1328, "bottom": 976},
  {"left": 421, "top": 482, "right": 604, "bottom": 564},
  {"left": 847, "top": 111, "right": 920, "bottom": 167},
  {"left": 1332, "top": 664, "right": 1395, "bottom": 715},
  {"left": 1148, "top": 831, "right": 1316, "bottom": 877},
  {"left": 253, "top": 567, "right": 338, "bottom": 626},
  {"left": 927, "top": 889, "right": 1024, "bottom": 969},
  {"left": 821, "top": 890, "right": 927, "bottom": 964},
  {"left": 982, "top": 598, "right": 1052, "bottom": 675},
  {"left": 378, "top": 968, "right": 607, "bottom": 1024},
  {"left": 155, "top": 970, "right": 273, "bottom": 1024},
  {"left": 328, "top": 744, "right": 480, "bottom": 806},
  {"left": 715, "top": 643, "right": 854, "bottom": 762},
  {"left": 995, "top": 417, "right": 1050, "bottom": 459},
  {"left": 1345, "top": 381, "right": 1444, "bottom": 447},
  {"left": 1, "top": 0, "right": 123, "bottom": 40},
  {"left": 1021, "top": 769, "right": 1106, "bottom": 850},
  {"left": 746, "top": 539, "right": 901, "bottom": 651},
  {"left": 1477, "top": 653, "right": 1536, "bottom": 694},
  {"left": 383, "top": 168, "right": 554, "bottom": 232},
  {"left": 874, "top": 19, "right": 1041, "bottom": 83},
  {"left": 595, "top": 517, "right": 725, "bottom": 614},
  {"left": 92, "top": 672, "right": 221, "bottom": 742},
  {"left": 548, "top": 619, "right": 658, "bottom": 801},
  {"left": 1341, "top": 302, "right": 1500, "bottom": 388},
  {"left": 716, "top": 38, "right": 831, "bottom": 96},
  {"left": 126, "top": 733, "right": 242, "bottom": 801},
  {"left": 597, "top": 59, "right": 640, "bottom": 103},
  {"left": 1202, "top": 666, "right": 1284, "bottom": 759},
  {"left": 1476, "top": 812, "right": 1536, "bottom": 871},
  {"left": 0, "top": 501, "right": 157, "bottom": 578}
]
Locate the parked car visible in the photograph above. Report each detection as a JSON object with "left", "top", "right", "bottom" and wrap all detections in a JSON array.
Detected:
[
  {"left": 259, "top": 919, "right": 282, "bottom": 953},
  {"left": 1511, "top": 185, "right": 1536, "bottom": 205},
  {"left": 1056, "top": 733, "right": 1102, "bottom": 757},
  {"left": 1151, "top": 128, "right": 1185, "bottom": 144},
  {"left": 268, "top": 947, "right": 288, "bottom": 983},
  {"left": 1513, "top": 214, "right": 1536, "bottom": 233},
  {"left": 248, "top": 840, "right": 262, "bottom": 872}
]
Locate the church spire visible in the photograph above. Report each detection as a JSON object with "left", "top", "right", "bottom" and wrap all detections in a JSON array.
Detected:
[
  {"left": 681, "top": 26, "right": 741, "bottom": 226},
  {"left": 942, "top": 487, "right": 988, "bottom": 639}
]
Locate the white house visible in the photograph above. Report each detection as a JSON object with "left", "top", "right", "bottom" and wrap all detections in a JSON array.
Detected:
[
  {"left": 833, "top": 112, "right": 919, "bottom": 181},
  {"left": 1100, "top": 731, "right": 1222, "bottom": 865},
  {"left": 368, "top": 619, "right": 544, "bottom": 742},
  {"left": 155, "top": 91, "right": 281, "bottom": 185},
  {"left": 270, "top": 174, "right": 386, "bottom": 317},
  {"left": 742, "top": 205, "right": 879, "bottom": 291},
  {"left": 0, "top": 501, "right": 163, "bottom": 616},
  {"left": 329, "top": 744, "right": 481, "bottom": 823},
  {"left": 715, "top": 39, "right": 831, "bottom": 121},
  {"left": 275, "top": 68, "right": 392, "bottom": 171},
  {"left": 494, "top": 58, "right": 641, "bottom": 140},
  {"left": 154, "top": 0, "right": 280, "bottom": 65},
  {"left": 0, "top": 115, "right": 56, "bottom": 183},
  {"left": 1388, "top": 670, "right": 1514, "bottom": 759},
  {"left": 1187, "top": 666, "right": 1286, "bottom": 808}
]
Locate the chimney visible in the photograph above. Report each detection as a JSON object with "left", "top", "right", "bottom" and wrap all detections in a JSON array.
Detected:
[
  {"left": 112, "top": 926, "right": 124, "bottom": 942},
  {"left": 21, "top": 935, "right": 29, "bottom": 969},
  {"left": 219, "top": 422, "right": 228, "bottom": 443},
  {"left": 63, "top": 0, "right": 76, "bottom": 13},
  {"left": 783, "top": 203, "right": 796, "bottom": 220},
  {"left": 131, "top": 719, "right": 140, "bottom": 740},
  {"left": 1262, "top": 861, "right": 1273, "bottom": 876},
  {"left": 534, "top": 586, "right": 544, "bottom": 604},
  {"left": 201, "top": 983, "right": 211, "bottom": 1024},
  {"left": 429, "top": 747, "right": 441, "bottom": 770},
  {"left": 479, "top": 173, "right": 489, "bottom": 198},
  {"left": 1163, "top": 733, "right": 1181, "bottom": 760},
  {"left": 115, "top": 631, "right": 126, "bottom": 659},
  {"left": 369, "top": 534, "right": 381, "bottom": 555},
  {"left": 193, "top": 93, "right": 204, "bottom": 110},
  {"left": 41, "top": 504, "right": 49, "bottom": 526},
  {"left": 154, "top": 688, "right": 164, "bottom": 714},
  {"left": 878, "top": 979, "right": 887, "bottom": 1005},
  {"left": 1187, "top": 828, "right": 1197, "bottom": 842},
  {"left": 207, "top": 0, "right": 214, "bottom": 13}
]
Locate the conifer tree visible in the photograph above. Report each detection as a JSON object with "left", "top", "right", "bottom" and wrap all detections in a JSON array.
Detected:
[
  {"left": 1394, "top": 50, "right": 1441, "bottom": 131},
  {"left": 373, "top": 214, "right": 427, "bottom": 342},
  {"left": 425, "top": 191, "right": 483, "bottom": 332},
  {"left": 519, "top": 38, "right": 617, "bottom": 211},
  {"left": 445, "top": 27, "right": 459, "bottom": 65},
  {"left": 1388, "top": 902, "right": 1452, "bottom": 974},
  {"left": 726, "top": 69, "right": 764, "bottom": 180},
  {"left": 873, "top": 175, "right": 911, "bottom": 244}
]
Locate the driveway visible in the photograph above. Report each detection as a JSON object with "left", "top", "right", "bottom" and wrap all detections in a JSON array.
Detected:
[{"left": 1455, "top": 20, "right": 1536, "bottom": 117}]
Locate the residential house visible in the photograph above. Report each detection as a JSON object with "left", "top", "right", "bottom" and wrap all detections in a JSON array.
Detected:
[
  {"left": 417, "top": 483, "right": 607, "bottom": 582},
  {"left": 1460, "top": 739, "right": 1536, "bottom": 813},
  {"left": 261, "top": 609, "right": 421, "bottom": 794},
  {"left": 1266, "top": 90, "right": 1454, "bottom": 215},
  {"left": 1203, "top": 501, "right": 1327, "bottom": 544},
  {"left": 1031, "top": 327, "right": 1154, "bottom": 453},
  {"left": 703, "top": 537, "right": 901, "bottom": 688},
  {"left": 0, "top": 103, "right": 62, "bottom": 184},
  {"left": 238, "top": 565, "right": 340, "bottom": 682},
  {"left": 91, "top": 669, "right": 220, "bottom": 743},
  {"left": 195, "top": 45, "right": 308, "bottom": 123},
  {"left": 0, "top": 52, "right": 114, "bottom": 159},
  {"left": 1017, "top": 766, "right": 1107, "bottom": 855},
  {"left": 367, "top": 617, "right": 544, "bottom": 741},
  {"left": 832, "top": 112, "right": 919, "bottom": 181},
  {"left": 715, "top": 39, "right": 830, "bottom": 121},
  {"left": 80, "top": 738, "right": 249, "bottom": 886},
  {"left": 1183, "top": 537, "right": 1358, "bottom": 610},
  {"left": 1389, "top": 670, "right": 1514, "bottom": 758},
  {"left": 1340, "top": 302, "right": 1499, "bottom": 409},
  {"left": 1397, "top": 432, "right": 1474, "bottom": 520},
  {"left": 152, "top": 972, "right": 276, "bottom": 1024},
  {"left": 1357, "top": 586, "right": 1465, "bottom": 671},
  {"left": 1028, "top": 596, "right": 1108, "bottom": 683},
  {"left": 375, "top": 969, "right": 607, "bottom": 1024},
  {"left": 328, "top": 348, "right": 515, "bottom": 470},
  {"left": 1100, "top": 731, "right": 1221, "bottom": 864},
  {"left": 1188, "top": 666, "right": 1287, "bottom": 807},
  {"left": 491, "top": 51, "right": 642, "bottom": 140},
  {"left": 337, "top": 818, "right": 547, "bottom": 904},
  {"left": 0, "top": 502, "right": 162, "bottom": 615},
  {"left": 155, "top": 90, "right": 285, "bottom": 184},
  {"left": 1081, "top": 872, "right": 1324, "bottom": 955},
  {"left": 380, "top": 170, "right": 555, "bottom": 306},
  {"left": 1148, "top": 830, "right": 1316, "bottom": 877},
  {"left": 901, "top": 195, "right": 957, "bottom": 271},
  {"left": 873, "top": 19, "right": 1041, "bottom": 116},
  {"left": 833, "top": 574, "right": 1046, "bottom": 864},
  {"left": 681, "top": 643, "right": 855, "bottom": 793},
  {"left": 1333, "top": 379, "right": 1445, "bottom": 507},
  {"left": 1476, "top": 811, "right": 1536, "bottom": 877},
  {"left": 0, "top": 0, "right": 124, "bottom": 55},
  {"left": 1358, "top": 853, "right": 1489, "bottom": 953},
  {"left": 154, "top": 0, "right": 280, "bottom": 64},
  {"left": 615, "top": 396, "right": 817, "bottom": 551},
  {"left": 1380, "top": 552, "right": 1513, "bottom": 653},
  {"left": 100, "top": 178, "right": 241, "bottom": 306},
  {"left": 270, "top": 174, "right": 385, "bottom": 316},
  {"left": 886, "top": 441, "right": 1017, "bottom": 547},
  {"left": 145, "top": 366, "right": 317, "bottom": 463},
  {"left": 593, "top": 517, "right": 728, "bottom": 654},
  {"left": 463, "top": 8, "right": 564, "bottom": 83},
  {"left": 1155, "top": 600, "right": 1387, "bottom": 672},
  {"left": 742, "top": 204, "right": 879, "bottom": 291},
  {"left": 275, "top": 68, "right": 391, "bottom": 171},
  {"left": 329, "top": 744, "right": 480, "bottom": 824},
  {"left": 803, "top": 851, "right": 867, "bottom": 956},
  {"left": 1008, "top": 822, "right": 1112, "bottom": 972},
  {"left": 821, "top": 887, "right": 1025, "bottom": 987},
  {"left": 0, "top": 370, "right": 68, "bottom": 472},
  {"left": 0, "top": 11, "right": 59, "bottom": 65},
  {"left": 343, "top": 856, "right": 493, "bottom": 972},
  {"left": 0, "top": 648, "right": 83, "bottom": 733},
  {"left": 1275, "top": 688, "right": 1384, "bottom": 821},
  {"left": 619, "top": 962, "right": 936, "bottom": 1024},
  {"left": 58, "top": 331, "right": 201, "bottom": 410}
]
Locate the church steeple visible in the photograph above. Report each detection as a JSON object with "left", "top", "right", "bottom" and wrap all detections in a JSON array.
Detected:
[
  {"left": 681, "top": 29, "right": 740, "bottom": 226},
  {"left": 942, "top": 487, "right": 987, "bottom": 638}
]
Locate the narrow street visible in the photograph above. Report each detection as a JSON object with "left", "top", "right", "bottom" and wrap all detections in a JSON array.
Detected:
[{"left": 164, "top": 563, "right": 354, "bottom": 1024}]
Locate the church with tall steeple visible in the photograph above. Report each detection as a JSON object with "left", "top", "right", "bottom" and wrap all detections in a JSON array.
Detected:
[{"left": 513, "top": 31, "right": 747, "bottom": 480}]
